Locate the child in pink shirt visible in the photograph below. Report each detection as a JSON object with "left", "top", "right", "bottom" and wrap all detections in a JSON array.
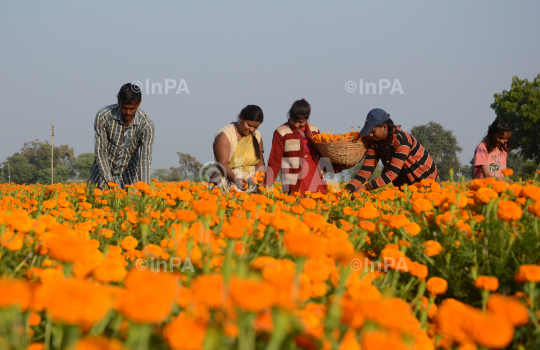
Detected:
[{"left": 473, "top": 118, "right": 513, "bottom": 180}]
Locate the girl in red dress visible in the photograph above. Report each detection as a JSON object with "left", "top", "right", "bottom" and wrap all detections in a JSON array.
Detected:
[{"left": 265, "top": 99, "right": 327, "bottom": 194}]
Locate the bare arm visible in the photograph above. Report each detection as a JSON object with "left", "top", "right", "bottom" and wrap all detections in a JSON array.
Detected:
[
  {"left": 255, "top": 137, "right": 265, "bottom": 170},
  {"left": 213, "top": 132, "right": 247, "bottom": 189}
]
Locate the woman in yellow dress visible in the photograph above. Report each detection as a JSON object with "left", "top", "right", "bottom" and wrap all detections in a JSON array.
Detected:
[{"left": 209, "top": 105, "right": 265, "bottom": 192}]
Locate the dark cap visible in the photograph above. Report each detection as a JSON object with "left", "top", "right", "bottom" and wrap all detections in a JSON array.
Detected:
[{"left": 359, "top": 108, "right": 390, "bottom": 136}]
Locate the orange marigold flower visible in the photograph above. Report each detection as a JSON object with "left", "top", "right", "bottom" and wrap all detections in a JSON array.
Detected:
[
  {"left": 359, "top": 221, "right": 376, "bottom": 233},
  {"left": 404, "top": 222, "right": 421, "bottom": 236},
  {"left": 72, "top": 336, "right": 124, "bottom": 350},
  {"left": 475, "top": 187, "right": 498, "bottom": 204},
  {"left": 229, "top": 278, "right": 275, "bottom": 312},
  {"left": 356, "top": 203, "right": 380, "bottom": 220},
  {"left": 514, "top": 264, "right": 540, "bottom": 283},
  {"left": 42, "top": 279, "right": 112, "bottom": 327},
  {"left": 501, "top": 169, "right": 513, "bottom": 176},
  {"left": 361, "top": 330, "right": 409, "bottom": 350},
  {"left": 422, "top": 240, "right": 443, "bottom": 257},
  {"left": 283, "top": 233, "right": 326, "bottom": 258},
  {"left": 192, "top": 200, "right": 218, "bottom": 216},
  {"left": 47, "top": 236, "right": 98, "bottom": 263},
  {"left": 191, "top": 274, "right": 225, "bottom": 309},
  {"left": 412, "top": 197, "right": 433, "bottom": 214},
  {"left": 300, "top": 198, "right": 317, "bottom": 210},
  {"left": 388, "top": 214, "right": 409, "bottom": 229},
  {"left": 136, "top": 181, "right": 149, "bottom": 192},
  {"left": 496, "top": 200, "right": 523, "bottom": 222},
  {"left": 120, "top": 236, "right": 138, "bottom": 251},
  {"left": 175, "top": 210, "right": 198, "bottom": 223},
  {"left": 0, "top": 279, "right": 32, "bottom": 310},
  {"left": 427, "top": 276, "right": 448, "bottom": 295},
  {"left": 487, "top": 293, "right": 529, "bottom": 326},
  {"left": 474, "top": 276, "right": 499, "bottom": 291},
  {"left": 221, "top": 223, "right": 245, "bottom": 239},
  {"left": 118, "top": 269, "right": 179, "bottom": 324},
  {"left": 520, "top": 185, "right": 540, "bottom": 201},
  {"left": 28, "top": 312, "right": 42, "bottom": 326},
  {"left": 162, "top": 313, "right": 207, "bottom": 350}
]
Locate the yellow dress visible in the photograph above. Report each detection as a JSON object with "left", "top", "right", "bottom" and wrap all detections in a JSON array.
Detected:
[{"left": 209, "top": 124, "right": 261, "bottom": 192}]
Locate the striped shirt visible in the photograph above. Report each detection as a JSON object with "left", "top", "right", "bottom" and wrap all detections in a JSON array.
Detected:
[
  {"left": 346, "top": 126, "right": 437, "bottom": 192},
  {"left": 89, "top": 104, "right": 155, "bottom": 188}
]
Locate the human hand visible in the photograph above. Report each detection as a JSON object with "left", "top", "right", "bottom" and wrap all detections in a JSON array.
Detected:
[{"left": 234, "top": 177, "right": 248, "bottom": 191}]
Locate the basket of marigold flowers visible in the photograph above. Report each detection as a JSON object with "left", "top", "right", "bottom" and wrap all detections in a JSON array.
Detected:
[{"left": 311, "top": 127, "right": 369, "bottom": 171}]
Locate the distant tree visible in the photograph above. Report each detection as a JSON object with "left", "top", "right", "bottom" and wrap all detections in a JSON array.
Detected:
[
  {"left": 175, "top": 152, "right": 203, "bottom": 181},
  {"left": 491, "top": 74, "right": 540, "bottom": 163},
  {"left": 460, "top": 162, "right": 473, "bottom": 181},
  {"left": 2, "top": 154, "right": 34, "bottom": 184},
  {"left": 151, "top": 168, "right": 182, "bottom": 182},
  {"left": 1, "top": 140, "right": 76, "bottom": 184},
  {"left": 72, "top": 153, "right": 95, "bottom": 179},
  {"left": 410, "top": 122, "right": 462, "bottom": 181}
]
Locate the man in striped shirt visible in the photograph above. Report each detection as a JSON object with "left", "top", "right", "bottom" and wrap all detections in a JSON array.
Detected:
[
  {"left": 88, "top": 83, "right": 155, "bottom": 189},
  {"left": 345, "top": 108, "right": 437, "bottom": 193}
]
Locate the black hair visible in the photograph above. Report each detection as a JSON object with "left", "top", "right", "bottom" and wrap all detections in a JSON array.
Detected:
[
  {"left": 238, "top": 105, "right": 264, "bottom": 159},
  {"left": 482, "top": 118, "right": 513, "bottom": 153},
  {"left": 374, "top": 118, "right": 395, "bottom": 167},
  {"left": 288, "top": 99, "right": 311, "bottom": 121},
  {"left": 117, "top": 83, "right": 142, "bottom": 105}
]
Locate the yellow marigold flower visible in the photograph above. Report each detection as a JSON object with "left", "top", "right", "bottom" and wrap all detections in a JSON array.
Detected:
[
  {"left": 514, "top": 264, "right": 540, "bottom": 283},
  {"left": 475, "top": 187, "right": 498, "bottom": 204},
  {"left": 474, "top": 276, "right": 499, "bottom": 291},
  {"left": 422, "top": 240, "right": 443, "bottom": 257},
  {"left": 120, "top": 236, "right": 138, "bottom": 251},
  {"left": 162, "top": 313, "right": 206, "bottom": 350},
  {"left": 427, "top": 276, "right": 448, "bottom": 295},
  {"left": 496, "top": 200, "right": 523, "bottom": 222}
]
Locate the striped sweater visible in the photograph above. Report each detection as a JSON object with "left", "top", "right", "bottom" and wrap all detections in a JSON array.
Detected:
[
  {"left": 346, "top": 126, "right": 437, "bottom": 192},
  {"left": 266, "top": 122, "right": 322, "bottom": 192}
]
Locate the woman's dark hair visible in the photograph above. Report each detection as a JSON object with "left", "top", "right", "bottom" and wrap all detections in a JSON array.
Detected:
[
  {"left": 288, "top": 99, "right": 311, "bottom": 121},
  {"left": 238, "top": 105, "right": 264, "bottom": 159},
  {"left": 117, "top": 83, "right": 142, "bottom": 105},
  {"left": 482, "top": 118, "right": 513, "bottom": 153},
  {"left": 375, "top": 118, "right": 395, "bottom": 167}
]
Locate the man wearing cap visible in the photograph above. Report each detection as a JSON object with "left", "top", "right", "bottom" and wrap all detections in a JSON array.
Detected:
[{"left": 345, "top": 108, "right": 438, "bottom": 194}]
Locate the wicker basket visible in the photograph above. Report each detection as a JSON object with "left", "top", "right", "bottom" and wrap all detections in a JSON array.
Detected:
[{"left": 313, "top": 132, "right": 369, "bottom": 170}]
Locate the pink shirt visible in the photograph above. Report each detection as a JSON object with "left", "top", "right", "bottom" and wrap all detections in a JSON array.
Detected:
[{"left": 473, "top": 141, "right": 507, "bottom": 179}]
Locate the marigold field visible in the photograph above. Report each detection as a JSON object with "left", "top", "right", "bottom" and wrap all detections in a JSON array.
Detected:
[{"left": 2, "top": 175, "right": 540, "bottom": 350}]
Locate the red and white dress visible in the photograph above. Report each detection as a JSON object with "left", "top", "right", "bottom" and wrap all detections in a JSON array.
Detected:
[{"left": 265, "top": 122, "right": 327, "bottom": 194}]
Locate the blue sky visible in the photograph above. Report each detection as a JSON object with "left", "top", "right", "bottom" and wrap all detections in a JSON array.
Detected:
[{"left": 1, "top": 1, "right": 539, "bottom": 173}]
